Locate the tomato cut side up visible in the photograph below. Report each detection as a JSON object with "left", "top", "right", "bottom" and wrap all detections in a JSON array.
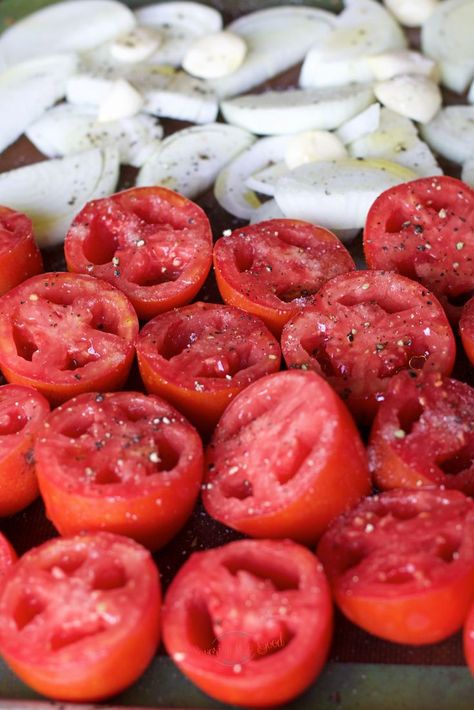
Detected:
[
  {"left": 464, "top": 601, "right": 474, "bottom": 677},
  {"left": 203, "top": 370, "right": 370, "bottom": 544},
  {"left": 0, "top": 532, "right": 161, "bottom": 701},
  {"left": 136, "top": 301, "right": 281, "bottom": 432},
  {"left": 0, "top": 533, "right": 16, "bottom": 578},
  {"left": 0, "top": 272, "right": 139, "bottom": 404},
  {"left": 460, "top": 295, "right": 474, "bottom": 365},
  {"left": 281, "top": 270, "right": 456, "bottom": 422},
  {"left": 213, "top": 219, "right": 355, "bottom": 335},
  {"left": 34, "top": 391, "right": 203, "bottom": 550},
  {"left": 317, "top": 488, "right": 474, "bottom": 645},
  {"left": 65, "top": 187, "right": 213, "bottom": 320},
  {"left": 368, "top": 370, "right": 474, "bottom": 496},
  {"left": 0, "top": 206, "right": 43, "bottom": 296},
  {"left": 162, "top": 538, "right": 333, "bottom": 707},
  {"left": 0, "top": 384, "right": 50, "bottom": 517},
  {"left": 364, "top": 176, "right": 474, "bottom": 322}
]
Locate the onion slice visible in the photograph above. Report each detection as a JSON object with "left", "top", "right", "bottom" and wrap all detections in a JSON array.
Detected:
[
  {"left": 420, "top": 105, "right": 474, "bottom": 165},
  {"left": 462, "top": 157, "right": 474, "bottom": 187},
  {"left": 0, "top": 148, "right": 119, "bottom": 247}
]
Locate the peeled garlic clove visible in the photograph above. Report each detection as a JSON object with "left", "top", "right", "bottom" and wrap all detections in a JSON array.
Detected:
[
  {"left": 374, "top": 74, "right": 442, "bottom": 124},
  {"left": 383, "top": 0, "right": 439, "bottom": 28},
  {"left": 182, "top": 31, "right": 247, "bottom": 79},
  {"left": 368, "top": 49, "right": 438, "bottom": 82},
  {"left": 110, "top": 27, "right": 161, "bottom": 63},
  {"left": 285, "top": 130, "right": 347, "bottom": 169},
  {"left": 98, "top": 78, "right": 143, "bottom": 122}
]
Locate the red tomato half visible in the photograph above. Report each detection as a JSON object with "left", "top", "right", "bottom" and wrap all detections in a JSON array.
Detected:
[
  {"left": 65, "top": 187, "right": 213, "bottom": 320},
  {"left": 136, "top": 302, "right": 281, "bottom": 432},
  {"left": 364, "top": 176, "right": 474, "bottom": 322},
  {"left": 281, "top": 270, "right": 456, "bottom": 422},
  {"left": 0, "top": 206, "right": 43, "bottom": 296},
  {"left": 203, "top": 370, "right": 370, "bottom": 544},
  {"left": 464, "top": 601, "right": 474, "bottom": 677},
  {"left": 317, "top": 488, "right": 474, "bottom": 645},
  {"left": 460, "top": 296, "right": 474, "bottom": 365},
  {"left": 368, "top": 371, "right": 474, "bottom": 496},
  {"left": 0, "top": 532, "right": 161, "bottom": 701},
  {"left": 0, "top": 384, "right": 50, "bottom": 517},
  {"left": 0, "top": 272, "right": 138, "bottom": 404},
  {"left": 34, "top": 391, "right": 203, "bottom": 550},
  {"left": 213, "top": 219, "right": 355, "bottom": 335},
  {"left": 163, "top": 539, "right": 333, "bottom": 707},
  {"left": 0, "top": 533, "right": 16, "bottom": 578}
]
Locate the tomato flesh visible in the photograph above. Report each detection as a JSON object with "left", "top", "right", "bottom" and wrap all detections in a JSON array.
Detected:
[
  {"left": 203, "top": 370, "right": 370, "bottom": 543},
  {"left": 0, "top": 533, "right": 16, "bottom": 578},
  {"left": 136, "top": 301, "right": 281, "bottom": 432},
  {"left": 213, "top": 219, "right": 355, "bottom": 335},
  {"left": 34, "top": 391, "right": 203, "bottom": 550},
  {"left": 364, "top": 176, "right": 474, "bottom": 322},
  {"left": 162, "top": 539, "right": 333, "bottom": 707},
  {"left": 460, "top": 296, "right": 474, "bottom": 365},
  {"left": 281, "top": 270, "right": 456, "bottom": 422},
  {"left": 0, "top": 272, "right": 138, "bottom": 404},
  {"left": 369, "top": 371, "right": 474, "bottom": 496},
  {"left": 0, "top": 206, "right": 43, "bottom": 296},
  {"left": 65, "top": 187, "right": 213, "bottom": 320},
  {"left": 317, "top": 488, "right": 474, "bottom": 645},
  {"left": 0, "top": 532, "right": 161, "bottom": 701},
  {"left": 0, "top": 384, "right": 50, "bottom": 516}
]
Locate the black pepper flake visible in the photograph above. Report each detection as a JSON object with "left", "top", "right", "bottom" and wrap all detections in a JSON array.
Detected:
[
  {"left": 414, "top": 225, "right": 424, "bottom": 234},
  {"left": 74, "top": 374, "right": 81, "bottom": 380},
  {"left": 95, "top": 394, "right": 105, "bottom": 402}
]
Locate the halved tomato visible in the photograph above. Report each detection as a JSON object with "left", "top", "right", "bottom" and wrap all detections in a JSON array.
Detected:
[
  {"left": 213, "top": 219, "right": 355, "bottom": 335},
  {"left": 464, "top": 601, "right": 474, "bottom": 677},
  {"left": 136, "top": 301, "right": 281, "bottom": 432},
  {"left": 364, "top": 176, "right": 474, "bottom": 322},
  {"left": 281, "top": 270, "right": 456, "bottom": 422},
  {"left": 0, "top": 206, "right": 43, "bottom": 296},
  {"left": 460, "top": 296, "right": 474, "bottom": 365},
  {"left": 203, "top": 370, "right": 370, "bottom": 544},
  {"left": 0, "top": 383, "right": 50, "bottom": 517},
  {"left": 162, "top": 538, "right": 333, "bottom": 707},
  {"left": 0, "top": 532, "right": 16, "bottom": 578},
  {"left": 34, "top": 391, "right": 204, "bottom": 550},
  {"left": 0, "top": 532, "right": 161, "bottom": 701},
  {"left": 65, "top": 187, "right": 213, "bottom": 320},
  {"left": 317, "top": 488, "right": 474, "bottom": 645},
  {"left": 0, "top": 272, "right": 138, "bottom": 404},
  {"left": 368, "top": 370, "right": 474, "bottom": 496}
]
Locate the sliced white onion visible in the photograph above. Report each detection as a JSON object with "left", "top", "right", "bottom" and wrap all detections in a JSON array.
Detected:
[
  {"left": 0, "top": 53, "right": 78, "bottom": 153},
  {"left": 136, "top": 1, "right": 222, "bottom": 67},
  {"left": 285, "top": 130, "right": 347, "bottom": 170},
  {"left": 97, "top": 78, "right": 144, "bottom": 122},
  {"left": 0, "top": 148, "right": 120, "bottom": 248},
  {"left": 461, "top": 157, "right": 474, "bottom": 187},
  {"left": 249, "top": 199, "right": 284, "bottom": 224},
  {"left": 349, "top": 108, "right": 442, "bottom": 177},
  {"left": 207, "top": 6, "right": 336, "bottom": 99},
  {"left": 383, "top": 0, "right": 440, "bottom": 28},
  {"left": 0, "top": 1, "right": 135, "bottom": 67},
  {"left": 367, "top": 49, "right": 438, "bottom": 82},
  {"left": 245, "top": 162, "right": 289, "bottom": 198},
  {"left": 110, "top": 27, "right": 161, "bottom": 64},
  {"left": 336, "top": 103, "right": 381, "bottom": 145},
  {"left": 300, "top": 0, "right": 406, "bottom": 89},
  {"left": 136, "top": 123, "right": 255, "bottom": 199},
  {"left": 182, "top": 31, "right": 247, "bottom": 80},
  {"left": 214, "top": 136, "right": 290, "bottom": 220},
  {"left": 26, "top": 104, "right": 163, "bottom": 168},
  {"left": 420, "top": 105, "right": 474, "bottom": 165},
  {"left": 374, "top": 75, "right": 442, "bottom": 124},
  {"left": 220, "top": 84, "right": 374, "bottom": 136},
  {"left": 274, "top": 158, "right": 418, "bottom": 233},
  {"left": 421, "top": 0, "right": 474, "bottom": 93}
]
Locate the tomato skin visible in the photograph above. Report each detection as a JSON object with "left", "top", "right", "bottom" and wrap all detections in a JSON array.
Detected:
[
  {"left": 368, "top": 370, "right": 474, "bottom": 496},
  {"left": 281, "top": 270, "right": 456, "bottom": 423},
  {"left": 162, "top": 539, "right": 333, "bottom": 707},
  {"left": 34, "top": 391, "right": 204, "bottom": 550},
  {"left": 213, "top": 219, "right": 355, "bottom": 336},
  {"left": 317, "top": 488, "right": 474, "bottom": 645},
  {"left": 0, "top": 533, "right": 16, "bottom": 578},
  {"left": 464, "top": 602, "right": 474, "bottom": 677},
  {"left": 0, "top": 272, "right": 139, "bottom": 405},
  {"left": 363, "top": 176, "right": 474, "bottom": 323},
  {"left": 0, "top": 206, "right": 43, "bottom": 296},
  {"left": 0, "top": 532, "right": 161, "bottom": 701},
  {"left": 203, "top": 370, "right": 370, "bottom": 544},
  {"left": 460, "top": 296, "right": 474, "bottom": 365},
  {"left": 0, "top": 384, "right": 50, "bottom": 517},
  {"left": 136, "top": 302, "right": 281, "bottom": 433},
  {"left": 65, "top": 187, "right": 213, "bottom": 320}
]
